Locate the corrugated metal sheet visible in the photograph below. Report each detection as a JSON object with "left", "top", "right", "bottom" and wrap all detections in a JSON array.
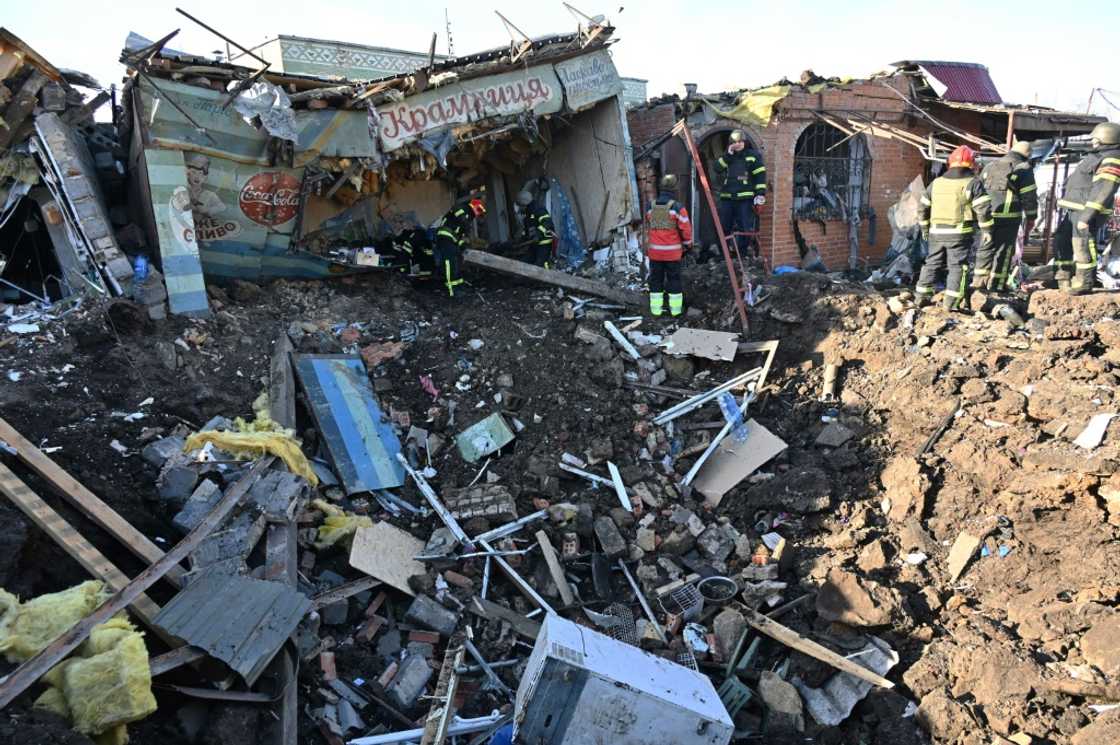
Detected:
[
  {"left": 154, "top": 572, "right": 311, "bottom": 684},
  {"left": 914, "top": 61, "right": 1002, "bottom": 105}
]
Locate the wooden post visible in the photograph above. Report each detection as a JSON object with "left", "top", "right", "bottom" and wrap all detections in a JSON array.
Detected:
[{"left": 461, "top": 249, "right": 644, "bottom": 305}]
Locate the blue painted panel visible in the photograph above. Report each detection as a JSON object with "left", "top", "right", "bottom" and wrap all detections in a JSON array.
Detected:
[{"left": 295, "top": 355, "right": 405, "bottom": 493}]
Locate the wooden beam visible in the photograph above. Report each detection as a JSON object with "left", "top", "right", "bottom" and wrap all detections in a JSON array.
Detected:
[
  {"left": 0, "top": 457, "right": 275, "bottom": 710},
  {"left": 0, "top": 416, "right": 184, "bottom": 588},
  {"left": 310, "top": 576, "right": 381, "bottom": 611},
  {"left": 150, "top": 645, "right": 208, "bottom": 676},
  {"left": 535, "top": 531, "right": 575, "bottom": 606},
  {"left": 462, "top": 249, "right": 644, "bottom": 306},
  {"left": 740, "top": 606, "right": 894, "bottom": 689},
  {"left": 468, "top": 596, "right": 540, "bottom": 639},
  {"left": 0, "top": 69, "right": 47, "bottom": 149},
  {"left": 264, "top": 508, "right": 299, "bottom": 745},
  {"left": 0, "top": 462, "right": 170, "bottom": 638}
]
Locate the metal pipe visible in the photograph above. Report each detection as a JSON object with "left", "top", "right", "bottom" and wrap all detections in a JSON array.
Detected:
[
  {"left": 473, "top": 509, "right": 548, "bottom": 544},
  {"left": 478, "top": 537, "right": 554, "bottom": 615},
  {"left": 348, "top": 712, "right": 506, "bottom": 745},
  {"left": 618, "top": 559, "right": 667, "bottom": 643},
  {"left": 653, "top": 368, "right": 761, "bottom": 425},
  {"left": 463, "top": 637, "right": 513, "bottom": 697},
  {"left": 397, "top": 453, "right": 474, "bottom": 552},
  {"left": 681, "top": 394, "right": 752, "bottom": 486},
  {"left": 558, "top": 462, "right": 611, "bottom": 487},
  {"left": 606, "top": 461, "right": 632, "bottom": 511}
]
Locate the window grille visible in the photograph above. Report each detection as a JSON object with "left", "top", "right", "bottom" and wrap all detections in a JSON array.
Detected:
[{"left": 793, "top": 123, "right": 872, "bottom": 221}]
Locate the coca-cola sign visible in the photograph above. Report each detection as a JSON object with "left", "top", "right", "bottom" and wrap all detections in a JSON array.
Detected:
[{"left": 238, "top": 172, "right": 301, "bottom": 227}]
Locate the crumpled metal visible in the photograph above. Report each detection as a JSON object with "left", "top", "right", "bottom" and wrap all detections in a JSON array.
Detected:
[{"left": 233, "top": 80, "right": 298, "bottom": 143}]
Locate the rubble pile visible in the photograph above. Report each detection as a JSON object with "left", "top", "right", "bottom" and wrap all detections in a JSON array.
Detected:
[{"left": 0, "top": 258, "right": 1117, "bottom": 745}]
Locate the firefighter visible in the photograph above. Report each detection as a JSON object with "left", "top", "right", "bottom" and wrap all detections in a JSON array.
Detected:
[
  {"left": 976, "top": 140, "right": 1038, "bottom": 292},
  {"left": 433, "top": 198, "right": 485, "bottom": 297},
  {"left": 645, "top": 174, "right": 693, "bottom": 316},
  {"left": 710, "top": 129, "right": 767, "bottom": 262},
  {"left": 916, "top": 145, "right": 994, "bottom": 311},
  {"left": 399, "top": 228, "right": 434, "bottom": 278},
  {"left": 516, "top": 190, "right": 556, "bottom": 268},
  {"left": 1054, "top": 122, "right": 1120, "bottom": 294}
]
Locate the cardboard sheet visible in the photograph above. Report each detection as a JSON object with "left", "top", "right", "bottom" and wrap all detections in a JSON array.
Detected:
[
  {"left": 695, "top": 419, "right": 787, "bottom": 506},
  {"left": 662, "top": 328, "right": 740, "bottom": 362},
  {"left": 349, "top": 524, "right": 426, "bottom": 597}
]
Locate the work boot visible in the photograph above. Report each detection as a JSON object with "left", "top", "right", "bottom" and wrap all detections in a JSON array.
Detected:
[
  {"left": 649, "top": 293, "right": 664, "bottom": 317},
  {"left": 914, "top": 294, "right": 932, "bottom": 308},
  {"left": 1055, "top": 271, "right": 1071, "bottom": 291},
  {"left": 1068, "top": 274, "right": 1096, "bottom": 296},
  {"left": 668, "top": 293, "right": 684, "bottom": 317}
]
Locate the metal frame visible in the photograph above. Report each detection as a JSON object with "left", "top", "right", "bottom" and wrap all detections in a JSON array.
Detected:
[{"left": 793, "top": 122, "right": 873, "bottom": 222}]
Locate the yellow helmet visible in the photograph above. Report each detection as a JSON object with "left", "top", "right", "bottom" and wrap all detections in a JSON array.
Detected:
[{"left": 729, "top": 129, "right": 746, "bottom": 144}]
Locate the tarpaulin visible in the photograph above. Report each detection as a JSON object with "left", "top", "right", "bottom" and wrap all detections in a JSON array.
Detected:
[{"left": 702, "top": 85, "right": 791, "bottom": 128}]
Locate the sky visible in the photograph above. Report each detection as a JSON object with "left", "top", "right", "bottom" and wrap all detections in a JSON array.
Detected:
[{"left": 6, "top": 0, "right": 1119, "bottom": 118}]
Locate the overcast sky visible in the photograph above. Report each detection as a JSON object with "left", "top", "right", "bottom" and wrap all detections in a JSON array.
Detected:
[{"left": 7, "top": 0, "right": 1119, "bottom": 117}]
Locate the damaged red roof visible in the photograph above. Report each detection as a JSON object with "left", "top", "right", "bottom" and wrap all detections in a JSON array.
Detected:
[{"left": 906, "top": 60, "right": 1002, "bottom": 105}]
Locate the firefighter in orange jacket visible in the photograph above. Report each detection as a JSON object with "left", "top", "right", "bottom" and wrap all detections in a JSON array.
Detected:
[{"left": 645, "top": 174, "right": 693, "bottom": 316}]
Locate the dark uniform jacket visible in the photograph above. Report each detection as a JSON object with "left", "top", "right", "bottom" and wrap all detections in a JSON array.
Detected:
[
  {"left": 981, "top": 152, "right": 1038, "bottom": 223},
  {"left": 1059, "top": 145, "right": 1120, "bottom": 225},
  {"left": 715, "top": 148, "right": 767, "bottom": 201}
]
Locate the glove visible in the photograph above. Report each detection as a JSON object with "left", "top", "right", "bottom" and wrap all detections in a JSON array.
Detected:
[
  {"left": 1076, "top": 221, "right": 1090, "bottom": 232},
  {"left": 753, "top": 195, "right": 766, "bottom": 206},
  {"left": 979, "top": 231, "right": 993, "bottom": 249},
  {"left": 921, "top": 229, "right": 929, "bottom": 242}
]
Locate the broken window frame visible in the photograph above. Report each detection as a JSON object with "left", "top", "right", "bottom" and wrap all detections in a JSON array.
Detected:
[{"left": 792, "top": 122, "right": 872, "bottom": 222}]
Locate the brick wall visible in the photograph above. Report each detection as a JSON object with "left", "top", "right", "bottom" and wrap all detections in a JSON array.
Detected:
[
  {"left": 650, "top": 78, "right": 937, "bottom": 271},
  {"left": 627, "top": 104, "right": 677, "bottom": 148}
]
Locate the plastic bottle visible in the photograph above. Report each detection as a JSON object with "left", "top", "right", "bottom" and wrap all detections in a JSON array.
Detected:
[
  {"left": 718, "top": 392, "right": 749, "bottom": 442},
  {"left": 133, "top": 254, "right": 150, "bottom": 282}
]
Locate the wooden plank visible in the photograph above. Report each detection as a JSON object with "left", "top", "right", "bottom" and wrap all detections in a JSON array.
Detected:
[
  {"left": 0, "top": 462, "right": 170, "bottom": 638},
  {"left": 269, "top": 333, "right": 296, "bottom": 430},
  {"left": 535, "top": 530, "right": 575, "bottom": 606},
  {"left": 264, "top": 493, "right": 299, "bottom": 745},
  {"left": 0, "top": 457, "right": 275, "bottom": 710},
  {"left": 150, "top": 645, "right": 208, "bottom": 676},
  {"left": 0, "top": 69, "right": 47, "bottom": 149},
  {"left": 468, "top": 596, "right": 541, "bottom": 639},
  {"left": 310, "top": 576, "right": 381, "bottom": 610},
  {"left": 420, "top": 641, "right": 465, "bottom": 745},
  {"left": 462, "top": 249, "right": 644, "bottom": 306},
  {"left": 0, "top": 416, "right": 184, "bottom": 588},
  {"left": 740, "top": 606, "right": 894, "bottom": 689}
]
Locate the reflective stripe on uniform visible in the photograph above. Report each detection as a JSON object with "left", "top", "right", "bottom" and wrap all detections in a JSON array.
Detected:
[
  {"left": 915, "top": 285, "right": 935, "bottom": 295},
  {"left": 668, "top": 293, "right": 684, "bottom": 316},
  {"left": 1058, "top": 199, "right": 1085, "bottom": 210},
  {"left": 1019, "top": 183, "right": 1037, "bottom": 193},
  {"left": 930, "top": 225, "right": 974, "bottom": 235},
  {"left": 752, "top": 166, "right": 766, "bottom": 175}
]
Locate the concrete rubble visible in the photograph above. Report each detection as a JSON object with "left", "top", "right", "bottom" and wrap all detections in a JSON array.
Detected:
[{"left": 0, "top": 11, "right": 1117, "bottom": 745}]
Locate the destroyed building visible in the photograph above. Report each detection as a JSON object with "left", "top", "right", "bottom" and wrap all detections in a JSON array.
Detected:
[
  {"left": 2, "top": 12, "right": 1120, "bottom": 745},
  {"left": 628, "top": 61, "right": 1104, "bottom": 272},
  {"left": 116, "top": 23, "right": 639, "bottom": 317}
]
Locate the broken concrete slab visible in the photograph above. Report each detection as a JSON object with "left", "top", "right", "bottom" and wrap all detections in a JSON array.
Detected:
[
  {"left": 350, "top": 523, "right": 425, "bottom": 597},
  {"left": 594, "top": 515, "right": 627, "bottom": 558},
  {"left": 142, "top": 436, "right": 186, "bottom": 469},
  {"left": 404, "top": 595, "right": 459, "bottom": 637},
  {"left": 385, "top": 653, "right": 433, "bottom": 709},
  {"left": 759, "top": 671, "right": 805, "bottom": 733},
  {"left": 158, "top": 462, "right": 202, "bottom": 506},
  {"left": 172, "top": 479, "right": 222, "bottom": 535},
  {"left": 455, "top": 413, "right": 516, "bottom": 463},
  {"left": 741, "top": 466, "right": 830, "bottom": 514},
  {"left": 697, "top": 524, "right": 737, "bottom": 563},
  {"left": 815, "top": 422, "right": 855, "bottom": 448}
]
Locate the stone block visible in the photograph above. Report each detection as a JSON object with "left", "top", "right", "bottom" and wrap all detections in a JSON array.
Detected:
[
  {"left": 594, "top": 516, "right": 627, "bottom": 558},
  {"left": 385, "top": 653, "right": 432, "bottom": 709},
  {"left": 141, "top": 436, "right": 185, "bottom": 469},
  {"left": 404, "top": 595, "right": 459, "bottom": 636},
  {"left": 172, "top": 480, "right": 222, "bottom": 534}
]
